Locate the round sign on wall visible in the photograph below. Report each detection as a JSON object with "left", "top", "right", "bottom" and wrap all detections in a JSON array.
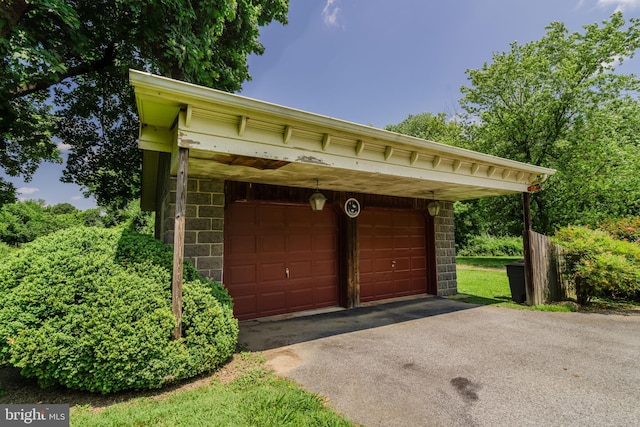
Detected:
[{"left": 344, "top": 198, "right": 361, "bottom": 218}]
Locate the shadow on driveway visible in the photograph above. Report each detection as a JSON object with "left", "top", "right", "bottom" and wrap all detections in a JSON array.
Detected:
[{"left": 239, "top": 296, "right": 478, "bottom": 351}]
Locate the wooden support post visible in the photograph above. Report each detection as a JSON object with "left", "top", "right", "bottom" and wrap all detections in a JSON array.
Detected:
[
  {"left": 522, "top": 192, "right": 535, "bottom": 306},
  {"left": 346, "top": 217, "right": 360, "bottom": 308},
  {"left": 172, "top": 147, "right": 189, "bottom": 339},
  {"left": 425, "top": 213, "right": 438, "bottom": 295}
]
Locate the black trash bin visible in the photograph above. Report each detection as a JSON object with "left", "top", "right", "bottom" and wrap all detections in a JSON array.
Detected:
[{"left": 506, "top": 259, "right": 526, "bottom": 304}]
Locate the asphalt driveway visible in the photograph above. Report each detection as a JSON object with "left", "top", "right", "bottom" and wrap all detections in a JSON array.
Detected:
[{"left": 238, "top": 297, "right": 640, "bottom": 427}]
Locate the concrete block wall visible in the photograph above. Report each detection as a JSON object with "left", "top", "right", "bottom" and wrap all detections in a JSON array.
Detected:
[
  {"left": 434, "top": 201, "right": 457, "bottom": 296},
  {"left": 158, "top": 176, "right": 225, "bottom": 282}
]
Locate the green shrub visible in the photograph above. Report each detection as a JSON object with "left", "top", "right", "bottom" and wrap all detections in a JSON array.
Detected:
[
  {"left": 0, "top": 201, "right": 86, "bottom": 246},
  {"left": 457, "top": 234, "right": 523, "bottom": 257},
  {"left": 0, "top": 241, "right": 11, "bottom": 257},
  {"left": 553, "top": 226, "right": 640, "bottom": 305},
  {"left": 598, "top": 217, "right": 640, "bottom": 243},
  {"left": 0, "top": 227, "right": 237, "bottom": 393}
]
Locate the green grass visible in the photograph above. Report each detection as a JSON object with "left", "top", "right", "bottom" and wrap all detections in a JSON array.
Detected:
[
  {"left": 454, "top": 258, "right": 576, "bottom": 312},
  {"left": 70, "top": 353, "right": 353, "bottom": 427},
  {"left": 456, "top": 256, "right": 522, "bottom": 269}
]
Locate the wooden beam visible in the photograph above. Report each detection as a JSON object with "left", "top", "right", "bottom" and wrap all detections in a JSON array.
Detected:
[
  {"left": 425, "top": 213, "right": 438, "bottom": 295},
  {"left": 138, "top": 126, "right": 173, "bottom": 152},
  {"left": 522, "top": 192, "right": 535, "bottom": 306},
  {"left": 355, "top": 139, "right": 365, "bottom": 156},
  {"left": 452, "top": 159, "right": 461, "bottom": 172},
  {"left": 172, "top": 147, "right": 189, "bottom": 339},
  {"left": 432, "top": 156, "right": 441, "bottom": 168},
  {"left": 502, "top": 169, "right": 512, "bottom": 179},
  {"left": 283, "top": 125, "right": 292, "bottom": 144},
  {"left": 185, "top": 105, "right": 193, "bottom": 127},
  {"left": 346, "top": 216, "right": 360, "bottom": 308},
  {"left": 322, "top": 134, "right": 331, "bottom": 151},
  {"left": 238, "top": 116, "right": 247, "bottom": 136},
  {"left": 471, "top": 163, "right": 480, "bottom": 175},
  {"left": 384, "top": 146, "right": 394, "bottom": 161},
  {"left": 487, "top": 166, "right": 496, "bottom": 177},
  {"left": 410, "top": 151, "right": 419, "bottom": 165}
]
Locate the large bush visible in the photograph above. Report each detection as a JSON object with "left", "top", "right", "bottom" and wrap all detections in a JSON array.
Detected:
[
  {"left": 0, "top": 200, "right": 83, "bottom": 246},
  {"left": 457, "top": 234, "right": 523, "bottom": 257},
  {"left": 598, "top": 217, "right": 640, "bottom": 243},
  {"left": 554, "top": 226, "right": 640, "bottom": 305},
  {"left": 0, "top": 227, "right": 238, "bottom": 393}
]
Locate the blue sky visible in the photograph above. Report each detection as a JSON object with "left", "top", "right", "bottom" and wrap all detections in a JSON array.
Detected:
[{"left": 8, "top": 0, "right": 640, "bottom": 210}]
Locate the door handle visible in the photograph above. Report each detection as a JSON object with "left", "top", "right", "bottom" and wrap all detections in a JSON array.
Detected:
[
  {"left": 285, "top": 267, "right": 290, "bottom": 278},
  {"left": 391, "top": 260, "right": 396, "bottom": 268}
]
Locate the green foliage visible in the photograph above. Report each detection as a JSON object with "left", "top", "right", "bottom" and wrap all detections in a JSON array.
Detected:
[
  {"left": 0, "top": 227, "right": 237, "bottom": 393},
  {"left": 1, "top": 0, "right": 289, "bottom": 209},
  {"left": 71, "top": 361, "right": 352, "bottom": 427},
  {"left": 456, "top": 256, "right": 522, "bottom": 269},
  {"left": 0, "top": 200, "right": 83, "bottom": 246},
  {"left": 0, "top": 200, "right": 158, "bottom": 246},
  {"left": 456, "top": 265, "right": 575, "bottom": 312},
  {"left": 385, "top": 112, "right": 467, "bottom": 147},
  {"left": 598, "top": 217, "right": 640, "bottom": 243},
  {"left": 553, "top": 226, "right": 640, "bottom": 305},
  {"left": 101, "top": 200, "right": 155, "bottom": 235},
  {"left": 457, "top": 234, "right": 523, "bottom": 257},
  {"left": 458, "top": 12, "right": 640, "bottom": 234},
  {"left": 0, "top": 241, "right": 11, "bottom": 257}
]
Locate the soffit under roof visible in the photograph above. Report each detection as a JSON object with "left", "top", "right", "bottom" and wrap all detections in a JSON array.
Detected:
[{"left": 130, "top": 70, "right": 555, "bottom": 208}]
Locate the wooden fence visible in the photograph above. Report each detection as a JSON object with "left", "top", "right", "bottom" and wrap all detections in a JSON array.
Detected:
[{"left": 523, "top": 230, "right": 574, "bottom": 305}]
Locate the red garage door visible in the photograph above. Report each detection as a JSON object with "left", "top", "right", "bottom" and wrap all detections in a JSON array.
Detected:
[
  {"left": 359, "top": 208, "right": 428, "bottom": 302},
  {"left": 224, "top": 202, "right": 339, "bottom": 320}
]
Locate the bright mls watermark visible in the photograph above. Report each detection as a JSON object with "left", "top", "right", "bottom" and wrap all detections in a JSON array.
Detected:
[{"left": 1, "top": 405, "right": 69, "bottom": 426}]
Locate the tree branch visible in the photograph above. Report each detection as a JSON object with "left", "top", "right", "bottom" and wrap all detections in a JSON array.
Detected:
[
  {"left": 10, "top": 43, "right": 117, "bottom": 99},
  {"left": 0, "top": 0, "right": 30, "bottom": 39}
]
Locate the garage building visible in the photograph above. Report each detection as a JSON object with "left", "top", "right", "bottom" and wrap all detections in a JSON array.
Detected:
[{"left": 130, "top": 70, "right": 554, "bottom": 321}]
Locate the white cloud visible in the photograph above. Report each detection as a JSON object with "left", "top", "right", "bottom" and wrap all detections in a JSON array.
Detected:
[
  {"left": 322, "top": 0, "right": 342, "bottom": 27},
  {"left": 57, "top": 142, "right": 72, "bottom": 152},
  {"left": 597, "top": 0, "right": 640, "bottom": 11},
  {"left": 17, "top": 187, "right": 40, "bottom": 195},
  {"left": 71, "top": 195, "right": 82, "bottom": 201}
]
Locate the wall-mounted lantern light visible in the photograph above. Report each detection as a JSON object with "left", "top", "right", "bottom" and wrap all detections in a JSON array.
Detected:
[
  {"left": 309, "top": 178, "right": 327, "bottom": 211},
  {"left": 427, "top": 191, "right": 440, "bottom": 216},
  {"left": 427, "top": 201, "right": 440, "bottom": 217}
]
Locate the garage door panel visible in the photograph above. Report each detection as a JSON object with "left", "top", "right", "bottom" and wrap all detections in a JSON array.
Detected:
[
  {"left": 394, "top": 258, "right": 411, "bottom": 271},
  {"left": 410, "top": 236, "right": 425, "bottom": 248},
  {"left": 374, "top": 258, "right": 394, "bottom": 273},
  {"left": 228, "top": 235, "right": 257, "bottom": 255},
  {"left": 360, "top": 208, "right": 428, "bottom": 302},
  {"left": 314, "top": 286, "right": 339, "bottom": 305},
  {"left": 313, "top": 234, "right": 336, "bottom": 252},
  {"left": 232, "top": 295, "right": 257, "bottom": 317},
  {"left": 394, "top": 236, "right": 411, "bottom": 250},
  {"left": 289, "top": 288, "right": 313, "bottom": 309},
  {"left": 230, "top": 206, "right": 257, "bottom": 224},
  {"left": 288, "top": 234, "right": 312, "bottom": 252},
  {"left": 225, "top": 202, "right": 338, "bottom": 320},
  {"left": 260, "top": 262, "right": 287, "bottom": 281},
  {"left": 288, "top": 260, "right": 312, "bottom": 279},
  {"left": 261, "top": 234, "right": 286, "bottom": 253},
  {"left": 260, "top": 206, "right": 286, "bottom": 225},
  {"left": 412, "top": 257, "right": 426, "bottom": 269},
  {"left": 226, "top": 264, "right": 256, "bottom": 284},
  {"left": 313, "top": 259, "right": 337, "bottom": 276}
]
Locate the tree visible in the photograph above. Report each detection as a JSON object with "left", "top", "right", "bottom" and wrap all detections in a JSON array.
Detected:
[
  {"left": 459, "top": 12, "right": 640, "bottom": 233},
  {"left": 0, "top": 200, "right": 83, "bottom": 245},
  {"left": 1, "top": 0, "right": 288, "bottom": 208},
  {"left": 384, "top": 112, "right": 467, "bottom": 147}
]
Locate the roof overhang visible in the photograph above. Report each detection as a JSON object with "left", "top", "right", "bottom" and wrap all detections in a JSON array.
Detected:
[{"left": 130, "top": 70, "right": 555, "bottom": 211}]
